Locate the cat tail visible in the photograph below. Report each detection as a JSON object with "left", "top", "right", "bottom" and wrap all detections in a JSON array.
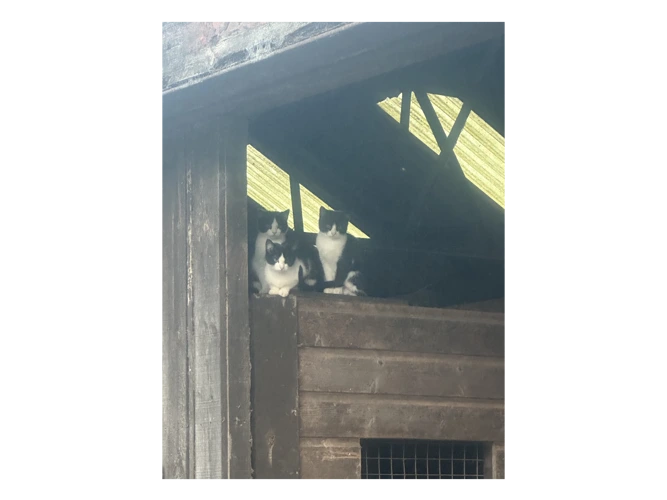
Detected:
[{"left": 298, "top": 263, "right": 318, "bottom": 290}]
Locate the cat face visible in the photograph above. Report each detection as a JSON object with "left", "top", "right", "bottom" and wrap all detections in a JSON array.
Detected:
[
  {"left": 318, "top": 207, "right": 349, "bottom": 237},
  {"left": 257, "top": 208, "right": 290, "bottom": 237},
  {"left": 265, "top": 239, "right": 297, "bottom": 271}
]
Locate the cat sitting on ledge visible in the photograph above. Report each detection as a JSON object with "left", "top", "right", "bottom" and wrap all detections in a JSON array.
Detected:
[{"left": 315, "top": 207, "right": 366, "bottom": 297}]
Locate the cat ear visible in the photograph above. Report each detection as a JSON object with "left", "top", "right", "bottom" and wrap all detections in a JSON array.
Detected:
[
  {"left": 258, "top": 207, "right": 267, "bottom": 213},
  {"left": 282, "top": 209, "right": 290, "bottom": 218},
  {"left": 266, "top": 240, "right": 274, "bottom": 253},
  {"left": 319, "top": 206, "right": 326, "bottom": 218}
]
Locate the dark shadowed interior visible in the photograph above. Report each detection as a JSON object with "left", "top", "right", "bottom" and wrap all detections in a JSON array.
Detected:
[{"left": 247, "top": 36, "right": 504, "bottom": 308}]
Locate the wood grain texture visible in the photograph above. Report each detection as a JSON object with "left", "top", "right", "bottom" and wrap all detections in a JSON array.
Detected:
[
  {"left": 297, "top": 295, "right": 504, "bottom": 357},
  {"left": 163, "top": 127, "right": 189, "bottom": 479},
  {"left": 300, "top": 392, "right": 504, "bottom": 443},
  {"left": 300, "top": 438, "right": 361, "bottom": 479},
  {"left": 188, "top": 120, "right": 227, "bottom": 479},
  {"left": 250, "top": 296, "right": 301, "bottom": 478},
  {"left": 299, "top": 348, "right": 504, "bottom": 400},
  {"left": 289, "top": 174, "right": 304, "bottom": 232},
  {"left": 484, "top": 442, "right": 504, "bottom": 479},
  {"left": 190, "top": 118, "right": 252, "bottom": 478},
  {"left": 221, "top": 119, "right": 253, "bottom": 478},
  {"left": 494, "top": 443, "right": 505, "bottom": 479}
]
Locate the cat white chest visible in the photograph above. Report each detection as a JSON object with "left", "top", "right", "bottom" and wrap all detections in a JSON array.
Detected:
[{"left": 316, "top": 233, "right": 347, "bottom": 281}]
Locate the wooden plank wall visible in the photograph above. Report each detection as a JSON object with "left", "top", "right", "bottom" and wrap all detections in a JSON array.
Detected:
[
  {"left": 163, "top": 117, "right": 252, "bottom": 479},
  {"left": 249, "top": 294, "right": 504, "bottom": 479},
  {"left": 295, "top": 294, "right": 505, "bottom": 479},
  {"left": 163, "top": 123, "right": 189, "bottom": 479}
]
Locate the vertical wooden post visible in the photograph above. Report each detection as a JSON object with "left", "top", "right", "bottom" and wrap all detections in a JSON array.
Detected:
[
  {"left": 484, "top": 442, "right": 505, "bottom": 479},
  {"left": 163, "top": 125, "right": 189, "bottom": 479},
  {"left": 163, "top": 115, "right": 252, "bottom": 478},
  {"left": 400, "top": 90, "right": 411, "bottom": 130},
  {"left": 289, "top": 175, "right": 304, "bottom": 232},
  {"left": 188, "top": 116, "right": 253, "bottom": 479},
  {"left": 250, "top": 296, "right": 301, "bottom": 478}
]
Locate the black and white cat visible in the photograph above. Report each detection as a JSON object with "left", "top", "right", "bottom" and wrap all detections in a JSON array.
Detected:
[
  {"left": 315, "top": 207, "right": 365, "bottom": 296},
  {"left": 264, "top": 231, "right": 319, "bottom": 297},
  {"left": 251, "top": 208, "right": 291, "bottom": 294}
]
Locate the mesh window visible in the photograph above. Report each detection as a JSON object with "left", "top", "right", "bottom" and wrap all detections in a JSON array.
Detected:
[{"left": 360, "top": 439, "right": 485, "bottom": 479}]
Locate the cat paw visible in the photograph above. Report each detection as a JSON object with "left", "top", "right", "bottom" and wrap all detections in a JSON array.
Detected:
[
  {"left": 324, "top": 287, "right": 343, "bottom": 294},
  {"left": 304, "top": 278, "right": 317, "bottom": 287},
  {"left": 278, "top": 288, "right": 290, "bottom": 297},
  {"left": 343, "top": 284, "right": 366, "bottom": 296},
  {"left": 268, "top": 287, "right": 280, "bottom": 295}
]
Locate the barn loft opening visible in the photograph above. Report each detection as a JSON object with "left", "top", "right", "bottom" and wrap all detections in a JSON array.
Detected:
[
  {"left": 246, "top": 36, "right": 504, "bottom": 306},
  {"left": 361, "top": 439, "right": 486, "bottom": 479}
]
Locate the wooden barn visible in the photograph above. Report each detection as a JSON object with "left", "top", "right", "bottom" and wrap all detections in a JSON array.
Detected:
[{"left": 163, "top": 22, "right": 505, "bottom": 479}]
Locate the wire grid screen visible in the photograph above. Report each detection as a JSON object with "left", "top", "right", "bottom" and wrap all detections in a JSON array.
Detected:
[{"left": 360, "top": 439, "right": 485, "bottom": 479}]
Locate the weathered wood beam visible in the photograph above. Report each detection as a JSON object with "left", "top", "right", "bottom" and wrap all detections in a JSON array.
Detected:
[
  {"left": 163, "top": 124, "right": 189, "bottom": 479},
  {"left": 163, "top": 22, "right": 505, "bottom": 126},
  {"left": 400, "top": 90, "right": 411, "bottom": 130},
  {"left": 405, "top": 96, "right": 472, "bottom": 234},
  {"left": 415, "top": 91, "right": 450, "bottom": 157},
  {"left": 250, "top": 296, "right": 301, "bottom": 478},
  {"left": 299, "top": 347, "right": 504, "bottom": 399},
  {"left": 190, "top": 117, "right": 252, "bottom": 478},
  {"left": 299, "top": 392, "right": 504, "bottom": 443},
  {"left": 289, "top": 174, "right": 304, "bottom": 232},
  {"left": 163, "top": 116, "right": 252, "bottom": 479},
  {"left": 415, "top": 91, "right": 471, "bottom": 171},
  {"left": 297, "top": 295, "right": 504, "bottom": 357},
  {"left": 484, "top": 442, "right": 505, "bottom": 479},
  {"left": 444, "top": 103, "right": 471, "bottom": 153}
]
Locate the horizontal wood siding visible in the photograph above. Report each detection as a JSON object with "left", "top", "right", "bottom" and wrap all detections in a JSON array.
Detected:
[
  {"left": 298, "top": 295, "right": 504, "bottom": 357},
  {"left": 299, "top": 347, "right": 504, "bottom": 400},
  {"left": 300, "top": 438, "right": 361, "bottom": 479},
  {"left": 300, "top": 392, "right": 504, "bottom": 443},
  {"left": 295, "top": 294, "right": 504, "bottom": 478},
  {"left": 251, "top": 294, "right": 504, "bottom": 478}
]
